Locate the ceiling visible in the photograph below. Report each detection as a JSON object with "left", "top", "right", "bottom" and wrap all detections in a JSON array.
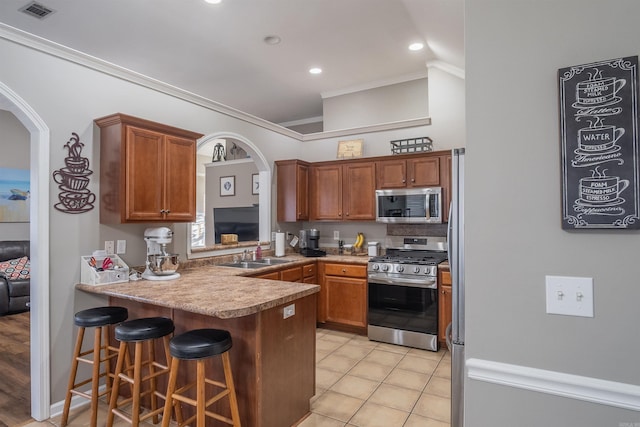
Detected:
[{"left": 0, "top": 0, "right": 464, "bottom": 126}]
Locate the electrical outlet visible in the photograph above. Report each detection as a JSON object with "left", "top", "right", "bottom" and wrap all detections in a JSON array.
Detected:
[
  {"left": 116, "top": 240, "right": 126, "bottom": 254},
  {"left": 545, "top": 275, "right": 594, "bottom": 317},
  {"left": 104, "top": 240, "right": 114, "bottom": 254},
  {"left": 283, "top": 303, "right": 295, "bottom": 319},
  {"left": 333, "top": 230, "right": 340, "bottom": 241}
]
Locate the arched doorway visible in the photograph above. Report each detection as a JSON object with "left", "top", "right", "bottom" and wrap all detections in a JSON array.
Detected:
[{"left": 0, "top": 81, "right": 50, "bottom": 420}]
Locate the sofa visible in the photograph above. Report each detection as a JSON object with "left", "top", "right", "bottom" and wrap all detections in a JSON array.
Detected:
[{"left": 0, "top": 240, "right": 30, "bottom": 316}]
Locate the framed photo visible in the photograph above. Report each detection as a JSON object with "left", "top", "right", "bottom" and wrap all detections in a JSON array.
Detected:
[
  {"left": 337, "top": 139, "right": 364, "bottom": 159},
  {"left": 220, "top": 175, "right": 235, "bottom": 197},
  {"left": 252, "top": 173, "right": 259, "bottom": 195},
  {"left": 0, "top": 167, "right": 30, "bottom": 222}
]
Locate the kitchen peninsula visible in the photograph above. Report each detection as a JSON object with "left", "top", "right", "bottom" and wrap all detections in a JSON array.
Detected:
[{"left": 77, "top": 263, "right": 319, "bottom": 427}]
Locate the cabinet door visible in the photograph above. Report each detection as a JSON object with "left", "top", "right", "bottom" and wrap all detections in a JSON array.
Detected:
[
  {"left": 253, "top": 271, "right": 280, "bottom": 280},
  {"left": 438, "top": 285, "right": 452, "bottom": 343},
  {"left": 376, "top": 159, "right": 407, "bottom": 189},
  {"left": 325, "top": 276, "right": 367, "bottom": 328},
  {"left": 296, "top": 163, "right": 309, "bottom": 220},
  {"left": 310, "top": 164, "right": 342, "bottom": 220},
  {"left": 280, "top": 266, "right": 303, "bottom": 282},
  {"left": 408, "top": 157, "right": 440, "bottom": 187},
  {"left": 302, "top": 263, "right": 316, "bottom": 283},
  {"left": 276, "top": 160, "right": 309, "bottom": 222},
  {"left": 343, "top": 162, "right": 376, "bottom": 220},
  {"left": 125, "top": 126, "right": 166, "bottom": 221},
  {"left": 164, "top": 135, "right": 196, "bottom": 221}
]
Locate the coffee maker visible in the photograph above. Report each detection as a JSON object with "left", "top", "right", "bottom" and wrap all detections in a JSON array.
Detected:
[{"left": 299, "top": 229, "right": 326, "bottom": 257}]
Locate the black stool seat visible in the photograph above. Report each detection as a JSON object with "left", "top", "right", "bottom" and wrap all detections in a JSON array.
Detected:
[
  {"left": 115, "top": 317, "right": 175, "bottom": 342},
  {"left": 74, "top": 306, "right": 128, "bottom": 328},
  {"left": 170, "top": 329, "right": 232, "bottom": 360}
]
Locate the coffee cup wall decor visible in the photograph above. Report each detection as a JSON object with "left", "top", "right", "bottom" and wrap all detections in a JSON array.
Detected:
[
  {"left": 559, "top": 56, "right": 640, "bottom": 229},
  {"left": 53, "top": 132, "right": 97, "bottom": 214}
]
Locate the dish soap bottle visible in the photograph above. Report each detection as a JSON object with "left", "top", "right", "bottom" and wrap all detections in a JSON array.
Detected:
[{"left": 255, "top": 245, "right": 262, "bottom": 260}]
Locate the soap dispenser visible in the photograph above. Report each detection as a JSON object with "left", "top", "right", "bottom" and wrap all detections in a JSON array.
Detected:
[{"left": 256, "top": 245, "right": 262, "bottom": 260}]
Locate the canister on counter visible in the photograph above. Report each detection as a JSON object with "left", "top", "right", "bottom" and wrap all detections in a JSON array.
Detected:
[{"left": 367, "top": 241, "right": 379, "bottom": 257}]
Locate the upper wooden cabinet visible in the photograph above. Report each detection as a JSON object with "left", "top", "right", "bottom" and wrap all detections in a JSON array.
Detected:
[
  {"left": 95, "top": 113, "right": 203, "bottom": 223},
  {"left": 309, "top": 161, "right": 376, "bottom": 221},
  {"left": 376, "top": 156, "right": 440, "bottom": 189},
  {"left": 275, "top": 160, "right": 310, "bottom": 222}
]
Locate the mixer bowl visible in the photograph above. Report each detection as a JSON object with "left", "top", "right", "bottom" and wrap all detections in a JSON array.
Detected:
[{"left": 147, "top": 254, "right": 180, "bottom": 275}]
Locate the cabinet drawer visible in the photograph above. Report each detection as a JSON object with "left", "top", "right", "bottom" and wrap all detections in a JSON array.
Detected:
[
  {"left": 323, "top": 263, "right": 367, "bottom": 278},
  {"left": 302, "top": 263, "right": 316, "bottom": 278},
  {"left": 280, "top": 266, "right": 302, "bottom": 282},
  {"left": 440, "top": 270, "right": 451, "bottom": 285},
  {"left": 253, "top": 271, "right": 279, "bottom": 280}
]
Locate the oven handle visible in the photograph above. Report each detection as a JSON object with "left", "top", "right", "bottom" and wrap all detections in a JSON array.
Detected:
[{"left": 368, "top": 276, "right": 437, "bottom": 289}]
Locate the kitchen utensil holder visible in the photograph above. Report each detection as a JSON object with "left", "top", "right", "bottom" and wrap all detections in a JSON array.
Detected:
[{"left": 80, "top": 255, "right": 129, "bottom": 285}]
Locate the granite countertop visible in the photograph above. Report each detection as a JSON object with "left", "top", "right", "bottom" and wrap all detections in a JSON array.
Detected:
[{"left": 77, "top": 254, "right": 368, "bottom": 319}]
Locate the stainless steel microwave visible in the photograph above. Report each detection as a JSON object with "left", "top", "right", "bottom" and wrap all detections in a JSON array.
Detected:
[{"left": 375, "top": 187, "right": 442, "bottom": 223}]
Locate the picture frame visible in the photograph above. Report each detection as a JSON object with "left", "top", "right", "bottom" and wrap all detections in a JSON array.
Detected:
[
  {"left": 337, "top": 139, "right": 364, "bottom": 159},
  {"left": 252, "top": 173, "right": 259, "bottom": 195},
  {"left": 220, "top": 175, "right": 235, "bottom": 197}
]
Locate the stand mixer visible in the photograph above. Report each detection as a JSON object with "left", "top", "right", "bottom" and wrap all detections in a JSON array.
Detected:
[{"left": 142, "top": 227, "right": 181, "bottom": 281}]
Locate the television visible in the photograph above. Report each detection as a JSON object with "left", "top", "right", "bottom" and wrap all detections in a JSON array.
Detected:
[{"left": 213, "top": 205, "right": 259, "bottom": 244}]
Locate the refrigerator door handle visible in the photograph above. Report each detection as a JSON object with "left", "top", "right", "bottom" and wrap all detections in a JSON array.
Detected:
[{"left": 447, "top": 202, "right": 453, "bottom": 261}]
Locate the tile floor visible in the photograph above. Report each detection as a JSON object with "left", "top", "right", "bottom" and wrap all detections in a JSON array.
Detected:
[{"left": 20, "top": 328, "right": 451, "bottom": 427}]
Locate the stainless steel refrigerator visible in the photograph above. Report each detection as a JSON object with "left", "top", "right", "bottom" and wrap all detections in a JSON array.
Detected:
[{"left": 447, "top": 147, "right": 465, "bottom": 427}]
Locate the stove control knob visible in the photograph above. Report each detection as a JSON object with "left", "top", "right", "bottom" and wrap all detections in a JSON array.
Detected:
[
  {"left": 372, "top": 264, "right": 380, "bottom": 271},
  {"left": 413, "top": 266, "right": 421, "bottom": 274},
  {"left": 382, "top": 264, "right": 390, "bottom": 272},
  {"left": 396, "top": 265, "right": 404, "bottom": 272}
]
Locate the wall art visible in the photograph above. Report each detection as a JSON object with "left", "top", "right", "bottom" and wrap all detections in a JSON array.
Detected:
[
  {"left": 0, "top": 167, "right": 30, "bottom": 222},
  {"left": 220, "top": 175, "right": 235, "bottom": 197},
  {"left": 559, "top": 55, "right": 639, "bottom": 229},
  {"left": 53, "top": 132, "right": 96, "bottom": 214}
]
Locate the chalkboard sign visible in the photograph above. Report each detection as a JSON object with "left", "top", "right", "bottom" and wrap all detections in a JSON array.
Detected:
[{"left": 559, "top": 56, "right": 640, "bottom": 229}]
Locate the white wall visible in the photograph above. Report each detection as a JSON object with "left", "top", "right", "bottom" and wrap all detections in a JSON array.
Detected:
[
  {"left": 465, "top": 0, "right": 640, "bottom": 425},
  {"left": 426, "top": 66, "right": 465, "bottom": 149},
  {"left": 323, "top": 78, "right": 429, "bottom": 131},
  {"left": 0, "top": 109, "right": 30, "bottom": 239}
]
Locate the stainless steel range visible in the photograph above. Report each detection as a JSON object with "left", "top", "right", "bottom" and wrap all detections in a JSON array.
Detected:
[{"left": 367, "top": 236, "right": 448, "bottom": 351}]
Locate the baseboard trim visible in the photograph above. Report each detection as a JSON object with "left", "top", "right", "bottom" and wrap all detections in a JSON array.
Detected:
[
  {"left": 467, "top": 358, "right": 640, "bottom": 411},
  {"left": 48, "top": 385, "right": 105, "bottom": 419}
]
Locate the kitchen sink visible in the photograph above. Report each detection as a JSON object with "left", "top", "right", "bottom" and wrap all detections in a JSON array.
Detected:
[
  {"left": 218, "top": 261, "right": 266, "bottom": 269},
  {"left": 252, "top": 258, "right": 292, "bottom": 265}
]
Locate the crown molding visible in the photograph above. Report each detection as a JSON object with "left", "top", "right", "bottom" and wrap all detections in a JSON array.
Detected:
[
  {"left": 321, "top": 71, "right": 429, "bottom": 99},
  {"left": 301, "top": 117, "right": 431, "bottom": 142},
  {"left": 426, "top": 60, "right": 465, "bottom": 79}
]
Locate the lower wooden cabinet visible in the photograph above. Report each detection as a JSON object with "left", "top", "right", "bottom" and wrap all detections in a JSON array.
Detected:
[
  {"left": 438, "top": 267, "right": 452, "bottom": 344},
  {"left": 251, "top": 262, "right": 316, "bottom": 284},
  {"left": 319, "top": 262, "right": 367, "bottom": 332}
]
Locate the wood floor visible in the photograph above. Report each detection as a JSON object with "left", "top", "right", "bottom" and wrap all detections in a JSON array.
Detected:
[{"left": 0, "top": 310, "right": 31, "bottom": 427}]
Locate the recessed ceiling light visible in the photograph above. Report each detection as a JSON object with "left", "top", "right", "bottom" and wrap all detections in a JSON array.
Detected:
[
  {"left": 204, "top": 0, "right": 222, "bottom": 4},
  {"left": 264, "top": 35, "right": 281, "bottom": 45},
  {"left": 309, "top": 67, "right": 322, "bottom": 75},
  {"left": 409, "top": 42, "right": 425, "bottom": 51}
]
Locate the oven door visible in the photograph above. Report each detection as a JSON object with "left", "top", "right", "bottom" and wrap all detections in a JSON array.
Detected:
[{"left": 367, "top": 279, "right": 438, "bottom": 336}]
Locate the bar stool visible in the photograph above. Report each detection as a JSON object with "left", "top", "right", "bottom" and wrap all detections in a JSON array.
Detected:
[
  {"left": 107, "top": 316, "right": 175, "bottom": 427},
  {"left": 61, "top": 306, "right": 128, "bottom": 427},
  {"left": 161, "top": 329, "right": 241, "bottom": 427}
]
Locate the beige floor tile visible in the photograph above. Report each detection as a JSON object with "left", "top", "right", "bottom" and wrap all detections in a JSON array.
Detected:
[
  {"left": 349, "top": 360, "right": 394, "bottom": 382},
  {"left": 317, "top": 353, "right": 361, "bottom": 374},
  {"left": 311, "top": 390, "right": 364, "bottom": 423},
  {"left": 298, "top": 412, "right": 347, "bottom": 427},
  {"left": 15, "top": 422, "right": 51, "bottom": 427},
  {"left": 316, "top": 366, "right": 345, "bottom": 389},
  {"left": 413, "top": 393, "right": 451, "bottom": 423},
  {"left": 317, "top": 338, "right": 345, "bottom": 352},
  {"left": 367, "top": 383, "right": 421, "bottom": 413},
  {"left": 404, "top": 413, "right": 450, "bottom": 427},
  {"left": 384, "top": 367, "right": 430, "bottom": 391},
  {"left": 396, "top": 355, "right": 439, "bottom": 375},
  {"left": 322, "top": 330, "right": 356, "bottom": 343},
  {"left": 332, "top": 343, "right": 373, "bottom": 360},
  {"left": 317, "top": 348, "right": 332, "bottom": 362},
  {"left": 373, "top": 342, "right": 411, "bottom": 355},
  {"left": 424, "top": 376, "right": 451, "bottom": 398},
  {"left": 407, "top": 347, "right": 447, "bottom": 362},
  {"left": 312, "top": 387, "right": 327, "bottom": 404},
  {"left": 329, "top": 374, "right": 380, "bottom": 400},
  {"left": 362, "top": 349, "right": 404, "bottom": 367},
  {"left": 348, "top": 401, "right": 409, "bottom": 427},
  {"left": 347, "top": 335, "right": 378, "bottom": 348},
  {"left": 434, "top": 360, "right": 452, "bottom": 379}
]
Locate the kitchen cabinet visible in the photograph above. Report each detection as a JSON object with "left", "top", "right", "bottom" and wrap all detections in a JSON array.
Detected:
[
  {"left": 376, "top": 156, "right": 440, "bottom": 189},
  {"left": 250, "top": 262, "right": 316, "bottom": 283},
  {"left": 309, "top": 162, "right": 376, "bottom": 221},
  {"left": 438, "top": 266, "right": 452, "bottom": 345},
  {"left": 319, "top": 262, "right": 368, "bottom": 332},
  {"left": 275, "top": 159, "right": 310, "bottom": 222},
  {"left": 95, "top": 113, "right": 203, "bottom": 223},
  {"left": 302, "top": 263, "right": 316, "bottom": 284}
]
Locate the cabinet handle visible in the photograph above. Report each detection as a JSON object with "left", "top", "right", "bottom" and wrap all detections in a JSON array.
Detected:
[
  {"left": 402, "top": 179, "right": 406, "bottom": 183},
  {"left": 342, "top": 269, "right": 347, "bottom": 273},
  {"left": 345, "top": 212, "right": 349, "bottom": 216},
  {"left": 411, "top": 178, "right": 415, "bottom": 182},
  {"left": 160, "top": 209, "right": 166, "bottom": 214}
]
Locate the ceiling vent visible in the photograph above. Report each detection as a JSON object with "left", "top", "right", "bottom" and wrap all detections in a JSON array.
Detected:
[{"left": 19, "top": 2, "right": 56, "bottom": 19}]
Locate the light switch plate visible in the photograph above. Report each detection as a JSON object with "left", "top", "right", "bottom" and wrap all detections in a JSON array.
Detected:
[
  {"left": 104, "top": 240, "right": 114, "bottom": 254},
  {"left": 545, "top": 275, "right": 594, "bottom": 317},
  {"left": 333, "top": 230, "right": 340, "bottom": 241},
  {"left": 116, "top": 240, "right": 126, "bottom": 254}
]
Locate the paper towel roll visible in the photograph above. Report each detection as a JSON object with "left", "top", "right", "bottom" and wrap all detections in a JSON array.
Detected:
[{"left": 275, "top": 232, "right": 285, "bottom": 257}]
